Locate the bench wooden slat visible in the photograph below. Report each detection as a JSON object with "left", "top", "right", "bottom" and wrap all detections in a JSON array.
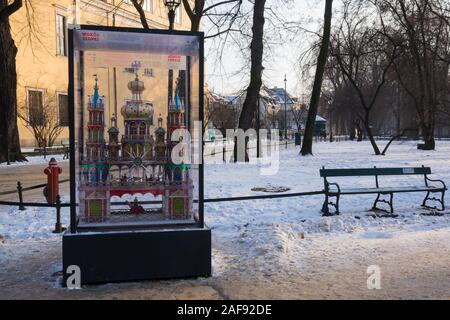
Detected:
[
  {"left": 328, "top": 186, "right": 443, "bottom": 195},
  {"left": 320, "top": 167, "right": 431, "bottom": 177}
]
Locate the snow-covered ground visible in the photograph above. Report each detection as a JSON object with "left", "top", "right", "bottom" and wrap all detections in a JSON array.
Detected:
[
  {"left": 1, "top": 140, "right": 450, "bottom": 299},
  {"left": 205, "top": 140, "right": 450, "bottom": 278}
]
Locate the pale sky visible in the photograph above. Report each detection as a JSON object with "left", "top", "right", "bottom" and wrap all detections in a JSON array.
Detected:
[{"left": 204, "top": 0, "right": 328, "bottom": 97}]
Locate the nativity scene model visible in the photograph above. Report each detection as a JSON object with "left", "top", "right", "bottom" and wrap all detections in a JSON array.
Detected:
[
  {"left": 64, "top": 26, "right": 210, "bottom": 285},
  {"left": 79, "top": 75, "right": 193, "bottom": 225}
]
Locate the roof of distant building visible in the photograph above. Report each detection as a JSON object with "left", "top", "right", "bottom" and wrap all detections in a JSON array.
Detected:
[{"left": 316, "top": 115, "right": 327, "bottom": 122}]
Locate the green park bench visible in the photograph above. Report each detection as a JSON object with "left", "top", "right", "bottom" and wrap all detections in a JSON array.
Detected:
[{"left": 320, "top": 166, "right": 447, "bottom": 216}]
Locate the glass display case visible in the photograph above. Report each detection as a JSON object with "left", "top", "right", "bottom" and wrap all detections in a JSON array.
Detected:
[
  {"left": 69, "top": 26, "right": 203, "bottom": 231},
  {"left": 64, "top": 26, "right": 210, "bottom": 285}
]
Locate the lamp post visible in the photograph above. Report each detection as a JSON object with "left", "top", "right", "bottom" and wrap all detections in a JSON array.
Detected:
[
  {"left": 284, "top": 74, "right": 288, "bottom": 149},
  {"left": 271, "top": 105, "right": 276, "bottom": 137},
  {"left": 256, "top": 93, "right": 261, "bottom": 158},
  {"left": 163, "top": 0, "right": 181, "bottom": 30},
  {"left": 328, "top": 99, "right": 333, "bottom": 143}
]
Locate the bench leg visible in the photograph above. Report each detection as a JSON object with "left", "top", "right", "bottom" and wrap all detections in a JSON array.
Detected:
[
  {"left": 321, "top": 195, "right": 329, "bottom": 216},
  {"left": 422, "top": 190, "right": 446, "bottom": 211},
  {"left": 335, "top": 194, "right": 340, "bottom": 215},
  {"left": 372, "top": 193, "right": 394, "bottom": 214},
  {"left": 322, "top": 193, "right": 340, "bottom": 217}
]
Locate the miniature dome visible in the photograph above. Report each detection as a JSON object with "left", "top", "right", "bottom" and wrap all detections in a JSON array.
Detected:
[
  {"left": 121, "top": 75, "right": 154, "bottom": 120},
  {"left": 128, "top": 76, "right": 145, "bottom": 93},
  {"left": 121, "top": 101, "right": 154, "bottom": 119}
]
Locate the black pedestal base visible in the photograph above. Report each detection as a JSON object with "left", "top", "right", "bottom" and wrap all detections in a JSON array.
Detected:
[{"left": 62, "top": 227, "right": 211, "bottom": 285}]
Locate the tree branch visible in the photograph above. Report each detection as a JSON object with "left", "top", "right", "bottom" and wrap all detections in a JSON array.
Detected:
[
  {"left": 130, "top": 0, "right": 149, "bottom": 29},
  {"left": 0, "top": 0, "right": 23, "bottom": 21}
]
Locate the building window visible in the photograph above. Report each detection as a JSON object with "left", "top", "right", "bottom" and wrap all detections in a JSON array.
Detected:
[
  {"left": 124, "top": 0, "right": 152, "bottom": 12},
  {"left": 56, "top": 14, "right": 67, "bottom": 56},
  {"left": 28, "top": 89, "right": 44, "bottom": 126},
  {"left": 58, "top": 93, "right": 69, "bottom": 127},
  {"left": 143, "top": 0, "right": 152, "bottom": 12},
  {"left": 175, "top": 5, "right": 181, "bottom": 24}
]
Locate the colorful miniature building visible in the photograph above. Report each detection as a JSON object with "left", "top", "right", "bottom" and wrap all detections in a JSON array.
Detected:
[
  {"left": 79, "top": 76, "right": 110, "bottom": 222},
  {"left": 78, "top": 74, "right": 193, "bottom": 223}
]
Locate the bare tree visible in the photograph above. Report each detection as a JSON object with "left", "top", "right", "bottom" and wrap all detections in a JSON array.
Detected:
[
  {"left": 329, "top": 2, "right": 400, "bottom": 155},
  {"left": 233, "top": 0, "right": 266, "bottom": 162},
  {"left": 209, "top": 99, "right": 240, "bottom": 136},
  {"left": 300, "top": 0, "right": 333, "bottom": 156},
  {"left": 130, "top": 0, "right": 150, "bottom": 29},
  {"left": 376, "top": 0, "right": 450, "bottom": 150},
  {"left": 18, "top": 96, "right": 64, "bottom": 148},
  {"left": 0, "top": 0, "right": 27, "bottom": 163},
  {"left": 290, "top": 103, "right": 307, "bottom": 132},
  {"left": 183, "top": 0, "right": 204, "bottom": 31}
]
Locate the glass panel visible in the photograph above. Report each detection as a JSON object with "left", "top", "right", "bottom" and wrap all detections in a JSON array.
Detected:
[{"left": 71, "top": 28, "right": 202, "bottom": 231}]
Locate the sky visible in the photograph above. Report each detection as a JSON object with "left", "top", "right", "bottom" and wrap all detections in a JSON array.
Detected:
[{"left": 203, "top": 0, "right": 328, "bottom": 98}]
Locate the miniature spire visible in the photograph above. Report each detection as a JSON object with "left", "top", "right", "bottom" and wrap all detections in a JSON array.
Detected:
[
  {"left": 92, "top": 74, "right": 99, "bottom": 108},
  {"left": 110, "top": 114, "right": 117, "bottom": 127},
  {"left": 158, "top": 114, "right": 163, "bottom": 128},
  {"left": 174, "top": 78, "right": 181, "bottom": 110}
]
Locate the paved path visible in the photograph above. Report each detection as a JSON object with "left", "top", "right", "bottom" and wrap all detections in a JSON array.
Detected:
[
  {"left": 0, "top": 161, "right": 69, "bottom": 202},
  {"left": 1, "top": 227, "right": 449, "bottom": 299}
]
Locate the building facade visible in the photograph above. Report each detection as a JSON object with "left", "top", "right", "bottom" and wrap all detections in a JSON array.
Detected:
[{"left": 11, "top": 0, "right": 193, "bottom": 147}]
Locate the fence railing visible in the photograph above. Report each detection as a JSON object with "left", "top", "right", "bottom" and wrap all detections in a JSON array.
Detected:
[
  {"left": 0, "top": 177, "right": 325, "bottom": 234},
  {"left": 4, "top": 135, "right": 438, "bottom": 235}
]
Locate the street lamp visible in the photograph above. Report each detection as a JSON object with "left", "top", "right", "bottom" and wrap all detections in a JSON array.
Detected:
[
  {"left": 271, "top": 105, "right": 276, "bottom": 134},
  {"left": 163, "top": 0, "right": 182, "bottom": 30},
  {"left": 327, "top": 99, "right": 333, "bottom": 143}
]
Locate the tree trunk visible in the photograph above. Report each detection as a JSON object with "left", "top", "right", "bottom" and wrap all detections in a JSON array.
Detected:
[
  {"left": 0, "top": 13, "right": 25, "bottom": 163},
  {"left": 131, "top": 0, "right": 150, "bottom": 29},
  {"left": 363, "top": 118, "right": 381, "bottom": 155},
  {"left": 300, "top": 0, "right": 333, "bottom": 156},
  {"left": 234, "top": 0, "right": 266, "bottom": 162},
  {"left": 182, "top": 0, "right": 204, "bottom": 32},
  {"left": 191, "top": 16, "right": 201, "bottom": 32},
  {"left": 418, "top": 124, "right": 435, "bottom": 150}
]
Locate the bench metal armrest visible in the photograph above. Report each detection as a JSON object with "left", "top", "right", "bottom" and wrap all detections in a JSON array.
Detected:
[
  {"left": 426, "top": 177, "right": 447, "bottom": 190},
  {"left": 326, "top": 182, "right": 341, "bottom": 193}
]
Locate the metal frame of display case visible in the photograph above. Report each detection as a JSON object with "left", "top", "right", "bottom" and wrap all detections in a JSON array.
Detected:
[
  {"left": 68, "top": 25, "right": 205, "bottom": 233},
  {"left": 64, "top": 25, "right": 209, "bottom": 285}
]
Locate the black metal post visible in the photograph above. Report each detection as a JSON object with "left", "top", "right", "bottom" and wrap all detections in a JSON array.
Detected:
[
  {"left": 272, "top": 106, "right": 275, "bottom": 137},
  {"left": 168, "top": 10, "right": 175, "bottom": 30},
  {"left": 284, "top": 74, "right": 288, "bottom": 149},
  {"left": 329, "top": 109, "right": 333, "bottom": 143},
  {"left": 257, "top": 94, "right": 261, "bottom": 158},
  {"left": 53, "top": 195, "right": 64, "bottom": 234},
  {"left": 17, "top": 181, "right": 26, "bottom": 211}
]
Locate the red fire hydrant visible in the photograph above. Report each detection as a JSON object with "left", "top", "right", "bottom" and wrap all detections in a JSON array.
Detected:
[{"left": 43, "top": 158, "right": 62, "bottom": 204}]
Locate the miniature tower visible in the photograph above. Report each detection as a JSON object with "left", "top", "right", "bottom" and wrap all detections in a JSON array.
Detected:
[
  {"left": 79, "top": 76, "right": 110, "bottom": 222},
  {"left": 163, "top": 77, "right": 193, "bottom": 219},
  {"left": 121, "top": 74, "right": 154, "bottom": 163},
  {"left": 155, "top": 115, "right": 167, "bottom": 160},
  {"left": 107, "top": 115, "right": 120, "bottom": 161}
]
